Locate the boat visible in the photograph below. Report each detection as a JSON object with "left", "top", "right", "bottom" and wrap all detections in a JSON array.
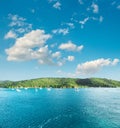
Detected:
[
  {"left": 16, "top": 89, "right": 21, "bottom": 92},
  {"left": 47, "top": 88, "right": 52, "bottom": 91},
  {"left": 39, "top": 87, "right": 42, "bottom": 90}
]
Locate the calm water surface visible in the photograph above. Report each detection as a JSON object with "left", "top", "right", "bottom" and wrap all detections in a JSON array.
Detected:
[{"left": 0, "top": 88, "right": 120, "bottom": 128}]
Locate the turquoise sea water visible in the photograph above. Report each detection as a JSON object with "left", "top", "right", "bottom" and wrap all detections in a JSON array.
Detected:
[{"left": 0, "top": 88, "right": 120, "bottom": 128}]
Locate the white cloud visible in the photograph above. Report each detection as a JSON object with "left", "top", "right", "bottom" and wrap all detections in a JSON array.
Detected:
[
  {"left": 67, "top": 56, "right": 75, "bottom": 61},
  {"left": 37, "top": 45, "right": 55, "bottom": 65},
  {"left": 79, "top": 17, "right": 89, "bottom": 28},
  {"left": 78, "top": 0, "right": 84, "bottom": 5},
  {"left": 59, "top": 41, "right": 84, "bottom": 52},
  {"left": 5, "top": 29, "right": 73, "bottom": 66},
  {"left": 8, "top": 14, "right": 26, "bottom": 27},
  {"left": 79, "top": 17, "right": 89, "bottom": 25},
  {"left": 111, "top": 58, "right": 119, "bottom": 65},
  {"left": 8, "top": 14, "right": 32, "bottom": 35},
  {"left": 91, "top": 16, "right": 103, "bottom": 23},
  {"left": 53, "top": 2, "right": 61, "bottom": 10},
  {"left": 15, "top": 28, "right": 26, "bottom": 33},
  {"left": 55, "top": 55, "right": 75, "bottom": 66},
  {"left": 52, "top": 28, "right": 69, "bottom": 35},
  {"left": 117, "top": 5, "right": 120, "bottom": 10},
  {"left": 8, "top": 14, "right": 25, "bottom": 21},
  {"left": 57, "top": 62, "right": 63, "bottom": 66},
  {"left": 91, "top": 3, "right": 99, "bottom": 13},
  {"left": 4, "top": 30, "right": 17, "bottom": 39},
  {"left": 50, "top": 43, "right": 57, "bottom": 48},
  {"left": 76, "top": 58, "right": 119, "bottom": 75},
  {"left": 66, "top": 23, "right": 75, "bottom": 29},
  {"left": 52, "top": 51, "right": 61, "bottom": 59},
  {"left": 5, "top": 29, "right": 52, "bottom": 63},
  {"left": 57, "top": 60, "right": 66, "bottom": 66},
  {"left": 79, "top": 16, "right": 103, "bottom": 28}
]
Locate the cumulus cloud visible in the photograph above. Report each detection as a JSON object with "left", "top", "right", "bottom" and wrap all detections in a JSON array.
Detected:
[
  {"left": 55, "top": 55, "right": 75, "bottom": 66},
  {"left": 53, "top": 2, "right": 61, "bottom": 10},
  {"left": 5, "top": 29, "right": 52, "bottom": 63},
  {"left": 76, "top": 58, "right": 119, "bottom": 75},
  {"left": 57, "top": 61, "right": 64, "bottom": 66},
  {"left": 111, "top": 58, "right": 119, "bottom": 65},
  {"left": 52, "top": 28, "right": 69, "bottom": 35},
  {"left": 4, "top": 30, "right": 17, "bottom": 39},
  {"left": 59, "top": 41, "right": 84, "bottom": 52},
  {"left": 57, "top": 59, "right": 66, "bottom": 66},
  {"left": 37, "top": 45, "right": 55, "bottom": 65},
  {"left": 91, "top": 3, "right": 99, "bottom": 13},
  {"left": 67, "top": 56, "right": 75, "bottom": 61},
  {"left": 52, "top": 51, "right": 61, "bottom": 59},
  {"left": 5, "top": 29, "right": 74, "bottom": 66},
  {"left": 50, "top": 43, "right": 57, "bottom": 48}
]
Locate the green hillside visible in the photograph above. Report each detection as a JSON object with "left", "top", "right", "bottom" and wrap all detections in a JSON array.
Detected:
[{"left": 0, "top": 78, "right": 120, "bottom": 88}]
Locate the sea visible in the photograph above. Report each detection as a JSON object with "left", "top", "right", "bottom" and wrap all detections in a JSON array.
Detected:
[{"left": 0, "top": 88, "right": 120, "bottom": 128}]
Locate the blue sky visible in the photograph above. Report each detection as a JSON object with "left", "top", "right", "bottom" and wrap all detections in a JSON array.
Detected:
[{"left": 0, "top": 0, "right": 120, "bottom": 81}]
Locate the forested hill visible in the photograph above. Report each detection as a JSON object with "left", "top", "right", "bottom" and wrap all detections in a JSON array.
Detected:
[{"left": 0, "top": 78, "right": 120, "bottom": 88}]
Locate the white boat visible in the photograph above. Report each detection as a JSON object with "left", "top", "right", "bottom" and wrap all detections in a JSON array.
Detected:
[
  {"left": 47, "top": 88, "right": 51, "bottom": 91},
  {"left": 16, "top": 89, "right": 21, "bottom": 92},
  {"left": 24, "top": 87, "right": 28, "bottom": 90},
  {"left": 39, "top": 87, "right": 42, "bottom": 90}
]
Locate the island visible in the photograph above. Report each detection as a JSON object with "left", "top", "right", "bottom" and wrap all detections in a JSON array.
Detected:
[{"left": 0, "top": 78, "right": 120, "bottom": 88}]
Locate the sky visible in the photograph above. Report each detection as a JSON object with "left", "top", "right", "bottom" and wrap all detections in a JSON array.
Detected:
[{"left": 0, "top": 0, "right": 120, "bottom": 81}]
